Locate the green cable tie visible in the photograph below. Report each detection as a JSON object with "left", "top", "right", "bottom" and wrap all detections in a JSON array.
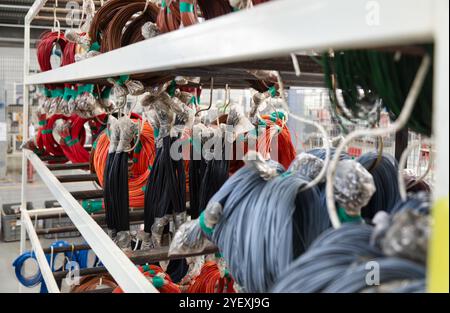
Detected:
[
  {"left": 168, "top": 80, "right": 177, "bottom": 97},
  {"left": 41, "top": 88, "right": 51, "bottom": 97},
  {"left": 148, "top": 165, "right": 153, "bottom": 171},
  {"left": 116, "top": 75, "right": 130, "bottom": 86},
  {"left": 89, "top": 41, "right": 101, "bottom": 52},
  {"left": 64, "top": 136, "right": 72, "bottom": 144},
  {"left": 281, "top": 171, "right": 292, "bottom": 178},
  {"left": 41, "top": 129, "right": 53, "bottom": 135},
  {"left": 142, "top": 186, "right": 147, "bottom": 192},
  {"left": 133, "top": 157, "right": 138, "bottom": 163},
  {"left": 134, "top": 141, "right": 143, "bottom": 154},
  {"left": 161, "top": 0, "right": 166, "bottom": 8},
  {"left": 180, "top": 2, "right": 194, "bottom": 13},
  {"left": 92, "top": 140, "right": 98, "bottom": 149},
  {"left": 199, "top": 212, "right": 214, "bottom": 237},
  {"left": 81, "top": 199, "right": 103, "bottom": 214},
  {"left": 101, "top": 87, "right": 112, "bottom": 99},
  {"left": 337, "top": 207, "right": 363, "bottom": 223},
  {"left": 51, "top": 88, "right": 64, "bottom": 98},
  {"left": 67, "top": 138, "right": 79, "bottom": 147},
  {"left": 152, "top": 276, "right": 164, "bottom": 288},
  {"left": 38, "top": 120, "right": 47, "bottom": 126},
  {"left": 268, "top": 85, "right": 277, "bottom": 98}
]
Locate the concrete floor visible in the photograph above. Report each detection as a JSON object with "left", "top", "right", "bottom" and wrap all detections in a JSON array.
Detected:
[{"left": 0, "top": 153, "right": 97, "bottom": 293}]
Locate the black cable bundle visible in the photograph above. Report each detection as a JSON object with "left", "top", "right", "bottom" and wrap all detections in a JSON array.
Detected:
[
  {"left": 271, "top": 223, "right": 427, "bottom": 293},
  {"left": 188, "top": 139, "right": 207, "bottom": 218},
  {"left": 198, "top": 137, "right": 230, "bottom": 214},
  {"left": 107, "top": 118, "right": 139, "bottom": 247},
  {"left": 357, "top": 152, "right": 400, "bottom": 221},
  {"left": 144, "top": 134, "right": 186, "bottom": 233},
  {"left": 110, "top": 147, "right": 131, "bottom": 233},
  {"left": 104, "top": 120, "right": 120, "bottom": 237}
]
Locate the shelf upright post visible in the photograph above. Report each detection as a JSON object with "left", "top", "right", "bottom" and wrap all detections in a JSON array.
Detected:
[{"left": 428, "top": 0, "right": 449, "bottom": 293}]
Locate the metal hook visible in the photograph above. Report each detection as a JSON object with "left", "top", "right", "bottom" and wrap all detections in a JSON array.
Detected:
[
  {"left": 368, "top": 136, "right": 384, "bottom": 172},
  {"left": 290, "top": 53, "right": 301, "bottom": 77},
  {"left": 195, "top": 77, "right": 214, "bottom": 117},
  {"left": 398, "top": 141, "right": 433, "bottom": 201},
  {"left": 221, "top": 84, "right": 231, "bottom": 113}
]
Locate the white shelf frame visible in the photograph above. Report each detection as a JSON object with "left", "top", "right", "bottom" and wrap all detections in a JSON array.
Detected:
[{"left": 21, "top": 0, "right": 448, "bottom": 293}]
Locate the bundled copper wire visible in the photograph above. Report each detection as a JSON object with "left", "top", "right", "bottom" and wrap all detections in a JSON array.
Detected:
[
  {"left": 252, "top": 0, "right": 271, "bottom": 4},
  {"left": 180, "top": 0, "right": 198, "bottom": 27},
  {"left": 156, "top": 0, "right": 169, "bottom": 33},
  {"left": 89, "top": 0, "right": 142, "bottom": 51},
  {"left": 197, "top": 0, "right": 233, "bottom": 20},
  {"left": 121, "top": 4, "right": 159, "bottom": 46},
  {"left": 167, "top": 0, "right": 181, "bottom": 31},
  {"left": 104, "top": 1, "right": 159, "bottom": 52}
]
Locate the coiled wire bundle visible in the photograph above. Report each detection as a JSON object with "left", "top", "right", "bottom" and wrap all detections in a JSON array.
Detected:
[
  {"left": 271, "top": 221, "right": 427, "bottom": 293},
  {"left": 203, "top": 157, "right": 329, "bottom": 292},
  {"left": 357, "top": 152, "right": 401, "bottom": 221}
]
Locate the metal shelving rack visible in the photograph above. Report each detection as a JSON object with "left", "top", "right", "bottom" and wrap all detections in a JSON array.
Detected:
[{"left": 21, "top": 0, "right": 448, "bottom": 293}]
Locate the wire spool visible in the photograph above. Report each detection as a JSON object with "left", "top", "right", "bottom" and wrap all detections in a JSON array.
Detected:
[
  {"left": 187, "top": 261, "right": 236, "bottom": 293},
  {"left": 92, "top": 120, "right": 156, "bottom": 208},
  {"left": 357, "top": 152, "right": 401, "bottom": 221}
]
